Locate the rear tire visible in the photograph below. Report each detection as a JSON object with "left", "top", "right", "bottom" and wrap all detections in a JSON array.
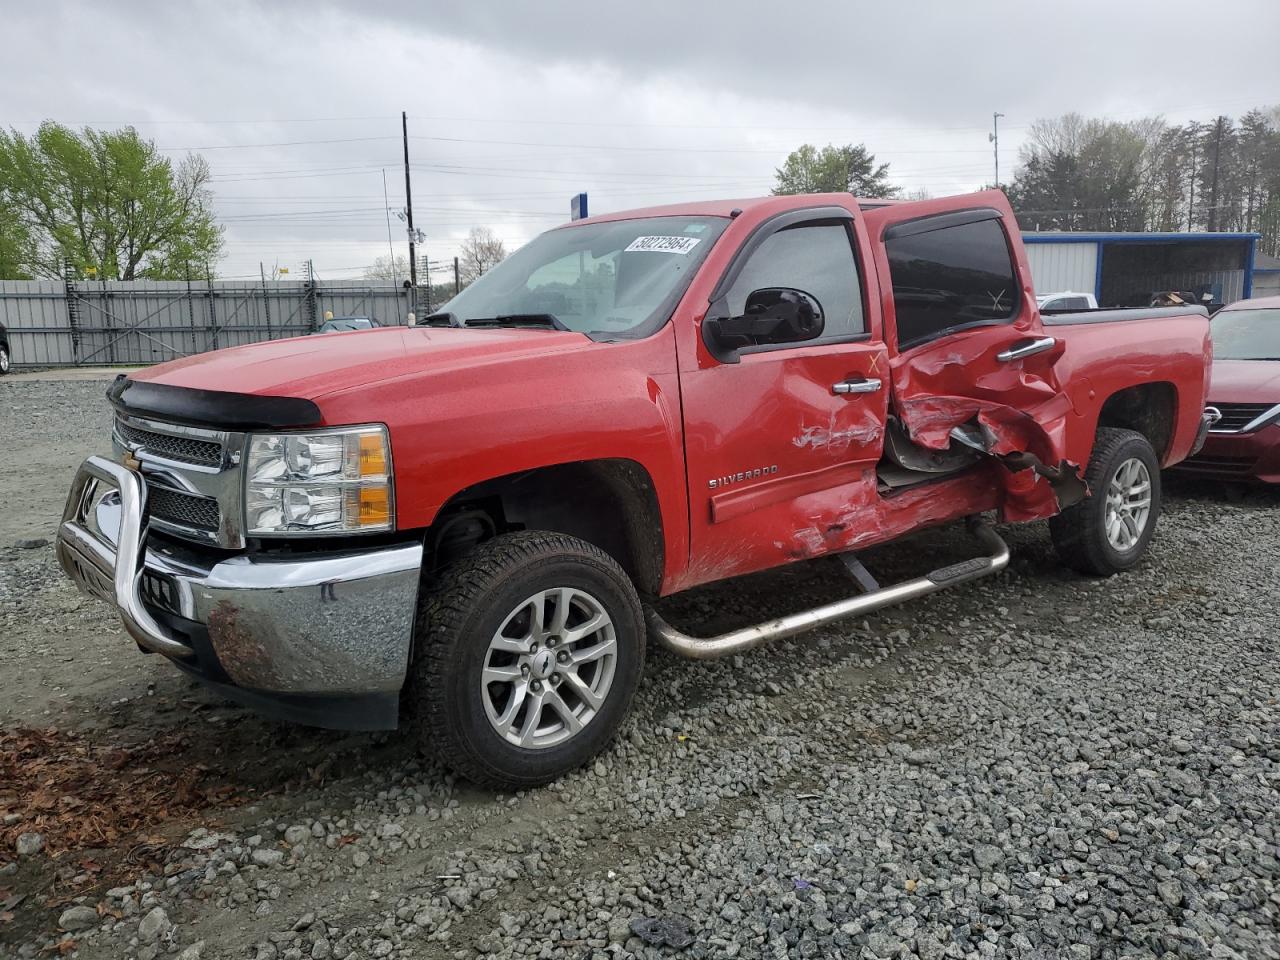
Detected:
[
  {"left": 0, "top": 344, "right": 10, "bottom": 375},
  {"left": 408, "top": 530, "right": 645, "bottom": 789},
  {"left": 1050, "top": 427, "right": 1161, "bottom": 576}
]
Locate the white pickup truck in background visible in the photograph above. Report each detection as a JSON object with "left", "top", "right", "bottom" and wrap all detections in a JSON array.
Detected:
[{"left": 1037, "top": 291, "right": 1099, "bottom": 311}]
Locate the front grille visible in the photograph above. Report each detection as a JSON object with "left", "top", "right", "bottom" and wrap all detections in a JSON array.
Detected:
[
  {"left": 1179, "top": 454, "right": 1257, "bottom": 475},
  {"left": 148, "top": 486, "right": 220, "bottom": 532},
  {"left": 115, "top": 418, "right": 223, "bottom": 466},
  {"left": 1208, "top": 402, "right": 1277, "bottom": 433}
]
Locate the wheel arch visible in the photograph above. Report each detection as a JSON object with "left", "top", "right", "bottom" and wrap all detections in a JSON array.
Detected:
[
  {"left": 426, "top": 458, "right": 666, "bottom": 596},
  {"left": 1094, "top": 381, "right": 1179, "bottom": 464}
]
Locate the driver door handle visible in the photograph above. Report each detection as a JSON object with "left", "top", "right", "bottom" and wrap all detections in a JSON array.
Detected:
[
  {"left": 832, "top": 377, "right": 882, "bottom": 396},
  {"left": 996, "top": 336, "right": 1057, "bottom": 362}
]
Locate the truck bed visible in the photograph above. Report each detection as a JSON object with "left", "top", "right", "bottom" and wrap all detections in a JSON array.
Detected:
[{"left": 1041, "top": 305, "right": 1210, "bottom": 326}]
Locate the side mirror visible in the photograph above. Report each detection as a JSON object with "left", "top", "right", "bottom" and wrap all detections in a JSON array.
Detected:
[{"left": 704, "top": 287, "right": 825, "bottom": 362}]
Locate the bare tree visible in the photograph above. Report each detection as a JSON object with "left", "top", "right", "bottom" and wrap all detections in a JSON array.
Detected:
[
  {"left": 364, "top": 254, "right": 409, "bottom": 283},
  {"left": 459, "top": 227, "right": 507, "bottom": 284}
]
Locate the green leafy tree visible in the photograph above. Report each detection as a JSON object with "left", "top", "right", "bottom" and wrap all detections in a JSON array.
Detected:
[
  {"left": 0, "top": 122, "right": 222, "bottom": 280},
  {"left": 0, "top": 196, "right": 34, "bottom": 278},
  {"left": 1005, "top": 151, "right": 1084, "bottom": 230},
  {"left": 772, "top": 143, "right": 897, "bottom": 198}
]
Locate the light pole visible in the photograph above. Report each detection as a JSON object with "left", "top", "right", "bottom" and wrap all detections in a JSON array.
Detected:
[{"left": 989, "top": 112, "right": 1005, "bottom": 189}]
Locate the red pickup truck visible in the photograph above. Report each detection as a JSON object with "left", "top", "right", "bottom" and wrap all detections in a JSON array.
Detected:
[{"left": 57, "top": 190, "right": 1215, "bottom": 787}]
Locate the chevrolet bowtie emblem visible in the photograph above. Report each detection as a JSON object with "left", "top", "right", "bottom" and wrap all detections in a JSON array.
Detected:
[{"left": 123, "top": 452, "right": 141, "bottom": 471}]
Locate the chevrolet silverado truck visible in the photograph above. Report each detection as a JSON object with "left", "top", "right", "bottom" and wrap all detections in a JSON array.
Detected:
[{"left": 57, "top": 190, "right": 1216, "bottom": 788}]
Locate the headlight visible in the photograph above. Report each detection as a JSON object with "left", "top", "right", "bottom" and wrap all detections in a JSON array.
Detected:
[{"left": 244, "top": 425, "right": 393, "bottom": 535}]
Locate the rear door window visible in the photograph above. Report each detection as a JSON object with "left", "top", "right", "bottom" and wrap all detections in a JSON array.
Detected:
[{"left": 885, "top": 216, "right": 1020, "bottom": 349}]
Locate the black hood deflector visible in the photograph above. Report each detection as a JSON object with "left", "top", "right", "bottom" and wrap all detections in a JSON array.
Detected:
[{"left": 107, "top": 376, "right": 323, "bottom": 430}]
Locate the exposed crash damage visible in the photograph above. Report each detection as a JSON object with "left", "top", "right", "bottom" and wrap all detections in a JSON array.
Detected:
[
  {"left": 879, "top": 302, "right": 1085, "bottom": 522},
  {"left": 885, "top": 396, "right": 1086, "bottom": 521}
]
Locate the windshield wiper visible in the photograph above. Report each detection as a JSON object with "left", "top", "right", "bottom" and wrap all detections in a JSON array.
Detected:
[{"left": 464, "top": 313, "right": 570, "bottom": 331}]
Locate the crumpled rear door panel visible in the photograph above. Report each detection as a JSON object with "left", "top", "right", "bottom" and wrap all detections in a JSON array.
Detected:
[{"left": 888, "top": 330, "right": 1081, "bottom": 521}]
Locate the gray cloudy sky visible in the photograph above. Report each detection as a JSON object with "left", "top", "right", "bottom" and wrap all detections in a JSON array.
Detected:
[{"left": 4, "top": 0, "right": 1278, "bottom": 281}]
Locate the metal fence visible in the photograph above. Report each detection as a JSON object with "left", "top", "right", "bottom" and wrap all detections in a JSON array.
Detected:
[{"left": 0, "top": 278, "right": 413, "bottom": 368}]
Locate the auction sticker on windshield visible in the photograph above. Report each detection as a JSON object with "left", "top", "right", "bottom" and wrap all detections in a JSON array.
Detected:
[{"left": 625, "top": 236, "right": 702, "bottom": 254}]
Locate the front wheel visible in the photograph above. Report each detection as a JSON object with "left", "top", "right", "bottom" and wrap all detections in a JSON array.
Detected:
[
  {"left": 1050, "top": 427, "right": 1161, "bottom": 576},
  {"left": 408, "top": 531, "right": 645, "bottom": 788},
  {"left": 0, "top": 344, "right": 10, "bottom": 375}
]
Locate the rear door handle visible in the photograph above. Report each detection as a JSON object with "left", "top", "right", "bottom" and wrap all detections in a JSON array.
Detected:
[
  {"left": 996, "top": 336, "right": 1057, "bottom": 362},
  {"left": 832, "top": 377, "right": 882, "bottom": 395}
]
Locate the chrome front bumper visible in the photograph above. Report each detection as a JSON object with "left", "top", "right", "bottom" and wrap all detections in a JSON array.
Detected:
[{"left": 57, "top": 456, "right": 423, "bottom": 719}]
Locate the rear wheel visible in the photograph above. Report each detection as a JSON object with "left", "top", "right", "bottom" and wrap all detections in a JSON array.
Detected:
[
  {"left": 0, "top": 344, "right": 10, "bottom": 375},
  {"left": 1050, "top": 427, "right": 1161, "bottom": 576},
  {"left": 408, "top": 530, "right": 644, "bottom": 788}
]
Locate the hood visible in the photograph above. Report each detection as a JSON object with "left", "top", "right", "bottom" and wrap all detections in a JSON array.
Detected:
[
  {"left": 1208, "top": 359, "right": 1280, "bottom": 404},
  {"left": 133, "top": 326, "right": 594, "bottom": 399}
]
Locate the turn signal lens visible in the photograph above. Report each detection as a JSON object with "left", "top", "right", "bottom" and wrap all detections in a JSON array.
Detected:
[
  {"left": 357, "top": 486, "right": 391, "bottom": 527},
  {"left": 359, "top": 432, "right": 388, "bottom": 478}
]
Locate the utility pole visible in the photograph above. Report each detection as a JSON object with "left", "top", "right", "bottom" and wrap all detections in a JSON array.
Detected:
[
  {"left": 402, "top": 111, "right": 417, "bottom": 308},
  {"left": 453, "top": 256, "right": 460, "bottom": 295},
  {"left": 1207, "top": 116, "right": 1225, "bottom": 232},
  {"left": 989, "top": 112, "right": 1005, "bottom": 189},
  {"left": 382, "top": 169, "right": 398, "bottom": 286}
]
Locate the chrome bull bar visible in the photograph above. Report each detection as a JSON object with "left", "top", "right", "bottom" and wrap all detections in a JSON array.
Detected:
[
  {"left": 58, "top": 455, "right": 194, "bottom": 658},
  {"left": 57, "top": 456, "right": 425, "bottom": 705}
]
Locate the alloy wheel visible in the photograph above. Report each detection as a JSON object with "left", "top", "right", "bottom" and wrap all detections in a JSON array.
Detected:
[
  {"left": 480, "top": 587, "right": 618, "bottom": 749},
  {"left": 1104, "top": 456, "right": 1152, "bottom": 552}
]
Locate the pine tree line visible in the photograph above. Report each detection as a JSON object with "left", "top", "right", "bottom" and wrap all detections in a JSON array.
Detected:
[{"left": 1006, "top": 108, "right": 1280, "bottom": 257}]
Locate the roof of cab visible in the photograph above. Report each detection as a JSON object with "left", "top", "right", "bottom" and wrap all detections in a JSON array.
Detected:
[{"left": 562, "top": 193, "right": 893, "bottom": 227}]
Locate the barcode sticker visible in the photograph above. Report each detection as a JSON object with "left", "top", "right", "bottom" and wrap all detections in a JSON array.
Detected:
[{"left": 624, "top": 235, "right": 702, "bottom": 255}]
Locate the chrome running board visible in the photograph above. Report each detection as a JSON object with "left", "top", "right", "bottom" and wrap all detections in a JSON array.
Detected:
[{"left": 646, "top": 517, "right": 1010, "bottom": 660}]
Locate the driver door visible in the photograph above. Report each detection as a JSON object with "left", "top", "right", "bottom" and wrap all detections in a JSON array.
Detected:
[{"left": 677, "top": 209, "right": 888, "bottom": 589}]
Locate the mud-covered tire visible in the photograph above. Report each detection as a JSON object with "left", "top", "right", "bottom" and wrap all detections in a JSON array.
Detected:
[
  {"left": 1050, "top": 427, "right": 1161, "bottom": 577},
  {"left": 408, "top": 530, "right": 645, "bottom": 789}
]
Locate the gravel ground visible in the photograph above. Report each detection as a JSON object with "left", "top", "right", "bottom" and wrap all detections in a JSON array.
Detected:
[{"left": 1, "top": 376, "right": 1278, "bottom": 960}]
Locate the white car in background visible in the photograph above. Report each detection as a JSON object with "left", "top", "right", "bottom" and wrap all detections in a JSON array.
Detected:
[{"left": 1037, "top": 291, "right": 1098, "bottom": 312}]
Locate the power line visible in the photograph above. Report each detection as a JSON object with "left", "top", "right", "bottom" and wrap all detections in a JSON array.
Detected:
[
  {"left": 160, "top": 136, "right": 396, "bottom": 151},
  {"left": 149, "top": 132, "right": 993, "bottom": 157},
  {"left": 411, "top": 134, "right": 990, "bottom": 155}
]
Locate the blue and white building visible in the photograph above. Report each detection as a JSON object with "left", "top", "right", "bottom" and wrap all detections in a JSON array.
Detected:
[{"left": 1022, "top": 231, "right": 1262, "bottom": 306}]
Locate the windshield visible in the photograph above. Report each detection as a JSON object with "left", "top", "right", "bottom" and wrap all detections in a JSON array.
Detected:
[
  {"left": 1212, "top": 307, "right": 1280, "bottom": 360},
  {"left": 438, "top": 215, "right": 728, "bottom": 338}
]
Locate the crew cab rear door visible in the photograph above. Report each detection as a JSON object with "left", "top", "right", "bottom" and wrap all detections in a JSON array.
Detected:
[{"left": 862, "top": 195, "right": 1078, "bottom": 520}]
